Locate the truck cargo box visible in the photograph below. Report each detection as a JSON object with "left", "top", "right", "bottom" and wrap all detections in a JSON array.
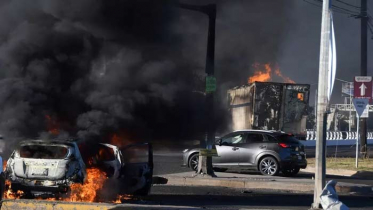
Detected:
[{"left": 228, "top": 82, "right": 310, "bottom": 136}]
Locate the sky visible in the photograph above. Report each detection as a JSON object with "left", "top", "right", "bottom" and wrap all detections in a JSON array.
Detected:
[{"left": 277, "top": 0, "right": 373, "bottom": 105}]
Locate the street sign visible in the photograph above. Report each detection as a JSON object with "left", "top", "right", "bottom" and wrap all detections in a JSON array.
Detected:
[
  {"left": 353, "top": 98, "right": 369, "bottom": 118},
  {"left": 206, "top": 76, "right": 216, "bottom": 93},
  {"left": 354, "top": 76, "right": 372, "bottom": 99},
  {"left": 200, "top": 149, "right": 218, "bottom": 157}
]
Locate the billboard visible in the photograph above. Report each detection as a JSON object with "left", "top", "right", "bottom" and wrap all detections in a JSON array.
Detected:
[{"left": 342, "top": 82, "right": 354, "bottom": 96}]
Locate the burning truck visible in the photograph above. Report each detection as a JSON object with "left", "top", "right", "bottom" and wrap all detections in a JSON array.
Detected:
[{"left": 228, "top": 82, "right": 310, "bottom": 138}]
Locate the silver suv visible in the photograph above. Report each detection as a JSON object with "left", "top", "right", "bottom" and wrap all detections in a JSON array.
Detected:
[{"left": 182, "top": 130, "right": 307, "bottom": 176}]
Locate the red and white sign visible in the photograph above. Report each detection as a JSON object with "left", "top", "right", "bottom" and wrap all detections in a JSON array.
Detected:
[{"left": 354, "top": 76, "right": 372, "bottom": 99}]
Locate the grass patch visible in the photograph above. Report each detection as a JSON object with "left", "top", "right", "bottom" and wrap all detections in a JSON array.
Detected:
[{"left": 307, "top": 158, "right": 373, "bottom": 171}]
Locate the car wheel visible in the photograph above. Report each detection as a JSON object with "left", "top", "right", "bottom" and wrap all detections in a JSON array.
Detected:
[
  {"left": 259, "top": 156, "right": 279, "bottom": 176},
  {"left": 188, "top": 153, "right": 199, "bottom": 172},
  {"left": 282, "top": 167, "right": 300, "bottom": 177}
]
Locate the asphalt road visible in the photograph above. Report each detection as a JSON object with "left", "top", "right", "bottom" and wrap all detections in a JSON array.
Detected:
[{"left": 116, "top": 185, "right": 373, "bottom": 210}]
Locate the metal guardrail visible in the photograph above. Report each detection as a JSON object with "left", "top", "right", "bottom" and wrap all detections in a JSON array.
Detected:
[
  {"left": 330, "top": 104, "right": 373, "bottom": 112},
  {"left": 306, "top": 131, "right": 373, "bottom": 140}
]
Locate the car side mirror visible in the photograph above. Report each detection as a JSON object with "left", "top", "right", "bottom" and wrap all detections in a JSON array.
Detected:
[{"left": 217, "top": 139, "right": 222, "bottom": 146}]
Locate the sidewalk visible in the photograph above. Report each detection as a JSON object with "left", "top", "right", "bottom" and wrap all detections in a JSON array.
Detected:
[
  {"left": 303, "top": 166, "right": 373, "bottom": 178},
  {"left": 155, "top": 171, "right": 373, "bottom": 194}
]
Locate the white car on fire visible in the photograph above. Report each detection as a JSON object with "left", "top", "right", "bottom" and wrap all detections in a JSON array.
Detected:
[
  {"left": 5, "top": 139, "right": 153, "bottom": 197},
  {"left": 5, "top": 140, "right": 86, "bottom": 196}
]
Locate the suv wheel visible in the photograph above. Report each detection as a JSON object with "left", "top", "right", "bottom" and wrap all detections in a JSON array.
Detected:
[
  {"left": 259, "top": 157, "right": 279, "bottom": 176},
  {"left": 282, "top": 167, "right": 300, "bottom": 177},
  {"left": 188, "top": 153, "right": 199, "bottom": 172}
]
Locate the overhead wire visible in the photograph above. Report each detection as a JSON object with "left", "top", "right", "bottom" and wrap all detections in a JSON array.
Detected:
[
  {"left": 334, "top": 0, "right": 361, "bottom": 9},
  {"left": 303, "top": 0, "right": 324, "bottom": 9},
  {"left": 304, "top": 0, "right": 373, "bottom": 38},
  {"left": 305, "top": 0, "right": 361, "bottom": 16}
]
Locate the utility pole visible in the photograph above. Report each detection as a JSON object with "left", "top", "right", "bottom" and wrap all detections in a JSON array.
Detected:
[
  {"left": 312, "top": 0, "right": 330, "bottom": 208},
  {"left": 360, "top": 0, "right": 368, "bottom": 158},
  {"left": 179, "top": 3, "right": 216, "bottom": 176}
]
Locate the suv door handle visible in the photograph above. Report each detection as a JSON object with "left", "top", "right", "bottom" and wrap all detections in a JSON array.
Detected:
[
  {"left": 259, "top": 145, "right": 266, "bottom": 149},
  {"left": 232, "top": 147, "right": 239, "bottom": 151}
]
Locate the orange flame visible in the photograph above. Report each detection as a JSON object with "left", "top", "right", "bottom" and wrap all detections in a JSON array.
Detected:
[
  {"left": 4, "top": 180, "right": 24, "bottom": 199},
  {"left": 45, "top": 115, "right": 60, "bottom": 135},
  {"left": 248, "top": 63, "right": 295, "bottom": 84},
  {"left": 3, "top": 168, "right": 109, "bottom": 202},
  {"left": 248, "top": 63, "right": 272, "bottom": 83},
  {"left": 274, "top": 68, "right": 295, "bottom": 84},
  {"left": 114, "top": 194, "right": 133, "bottom": 203},
  {"left": 66, "top": 168, "right": 107, "bottom": 202},
  {"left": 110, "top": 133, "right": 135, "bottom": 148},
  {"left": 111, "top": 134, "right": 123, "bottom": 147}
]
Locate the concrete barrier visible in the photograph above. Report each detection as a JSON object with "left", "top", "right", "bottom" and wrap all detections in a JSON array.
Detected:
[
  {"left": 0, "top": 199, "right": 199, "bottom": 210},
  {"left": 304, "top": 131, "right": 373, "bottom": 146},
  {"left": 1, "top": 199, "right": 112, "bottom": 210}
]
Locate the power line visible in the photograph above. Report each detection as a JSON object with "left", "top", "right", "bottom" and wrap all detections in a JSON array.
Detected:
[
  {"left": 335, "top": 0, "right": 361, "bottom": 9},
  {"left": 303, "top": 0, "right": 323, "bottom": 9},
  {"left": 305, "top": 0, "right": 361, "bottom": 16}
]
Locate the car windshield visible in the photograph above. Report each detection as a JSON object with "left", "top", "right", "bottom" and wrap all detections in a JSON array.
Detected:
[
  {"left": 276, "top": 135, "right": 300, "bottom": 144},
  {"left": 19, "top": 145, "right": 68, "bottom": 159},
  {"left": 97, "top": 145, "right": 116, "bottom": 161}
]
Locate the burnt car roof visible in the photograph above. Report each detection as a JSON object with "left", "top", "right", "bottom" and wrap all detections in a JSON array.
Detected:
[{"left": 18, "top": 139, "right": 77, "bottom": 147}]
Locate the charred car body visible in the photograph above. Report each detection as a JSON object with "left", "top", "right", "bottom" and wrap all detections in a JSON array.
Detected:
[
  {"left": 5, "top": 140, "right": 86, "bottom": 196},
  {"left": 5, "top": 139, "right": 153, "bottom": 197},
  {"left": 80, "top": 142, "right": 154, "bottom": 196}
]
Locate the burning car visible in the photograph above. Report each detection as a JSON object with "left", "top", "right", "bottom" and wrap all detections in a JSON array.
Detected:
[
  {"left": 80, "top": 142, "right": 154, "bottom": 196},
  {"left": 5, "top": 140, "right": 87, "bottom": 197},
  {"left": 5, "top": 139, "right": 153, "bottom": 199}
]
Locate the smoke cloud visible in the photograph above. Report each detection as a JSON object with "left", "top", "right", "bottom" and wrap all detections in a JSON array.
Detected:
[{"left": 0, "top": 0, "right": 301, "bottom": 151}]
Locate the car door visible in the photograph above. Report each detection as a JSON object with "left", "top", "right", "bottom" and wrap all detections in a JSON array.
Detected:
[
  {"left": 118, "top": 143, "right": 153, "bottom": 196},
  {"left": 214, "top": 132, "right": 247, "bottom": 166},
  {"left": 239, "top": 133, "right": 268, "bottom": 166}
]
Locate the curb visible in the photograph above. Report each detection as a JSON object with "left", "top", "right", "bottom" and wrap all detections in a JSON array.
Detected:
[
  {"left": 158, "top": 176, "right": 373, "bottom": 194},
  {"left": 0, "top": 199, "right": 200, "bottom": 210},
  {"left": 302, "top": 167, "right": 373, "bottom": 178}
]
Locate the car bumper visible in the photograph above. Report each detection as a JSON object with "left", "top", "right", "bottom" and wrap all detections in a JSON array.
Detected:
[
  {"left": 182, "top": 152, "right": 189, "bottom": 167},
  {"left": 281, "top": 159, "right": 307, "bottom": 169},
  {"left": 9, "top": 177, "right": 71, "bottom": 194}
]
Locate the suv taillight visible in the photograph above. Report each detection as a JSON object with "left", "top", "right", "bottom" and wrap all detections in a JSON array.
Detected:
[{"left": 279, "top": 143, "right": 290, "bottom": 148}]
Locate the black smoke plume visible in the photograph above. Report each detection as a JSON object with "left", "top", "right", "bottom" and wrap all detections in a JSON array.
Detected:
[{"left": 0, "top": 0, "right": 293, "bottom": 151}]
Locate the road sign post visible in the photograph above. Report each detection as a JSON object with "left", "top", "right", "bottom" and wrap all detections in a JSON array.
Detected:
[
  {"left": 354, "top": 76, "right": 372, "bottom": 159},
  {"left": 353, "top": 98, "right": 369, "bottom": 168},
  {"left": 356, "top": 116, "right": 359, "bottom": 168}
]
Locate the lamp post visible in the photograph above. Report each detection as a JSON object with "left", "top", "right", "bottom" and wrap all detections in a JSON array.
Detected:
[{"left": 179, "top": 3, "right": 216, "bottom": 176}]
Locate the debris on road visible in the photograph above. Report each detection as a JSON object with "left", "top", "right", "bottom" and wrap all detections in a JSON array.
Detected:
[{"left": 320, "top": 180, "right": 349, "bottom": 210}]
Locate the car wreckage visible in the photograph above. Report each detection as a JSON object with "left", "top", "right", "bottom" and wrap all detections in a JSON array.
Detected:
[{"left": 4, "top": 139, "right": 153, "bottom": 198}]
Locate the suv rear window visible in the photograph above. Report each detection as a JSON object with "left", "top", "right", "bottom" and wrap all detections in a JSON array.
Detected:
[
  {"left": 20, "top": 145, "right": 68, "bottom": 159},
  {"left": 276, "top": 135, "right": 300, "bottom": 144}
]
